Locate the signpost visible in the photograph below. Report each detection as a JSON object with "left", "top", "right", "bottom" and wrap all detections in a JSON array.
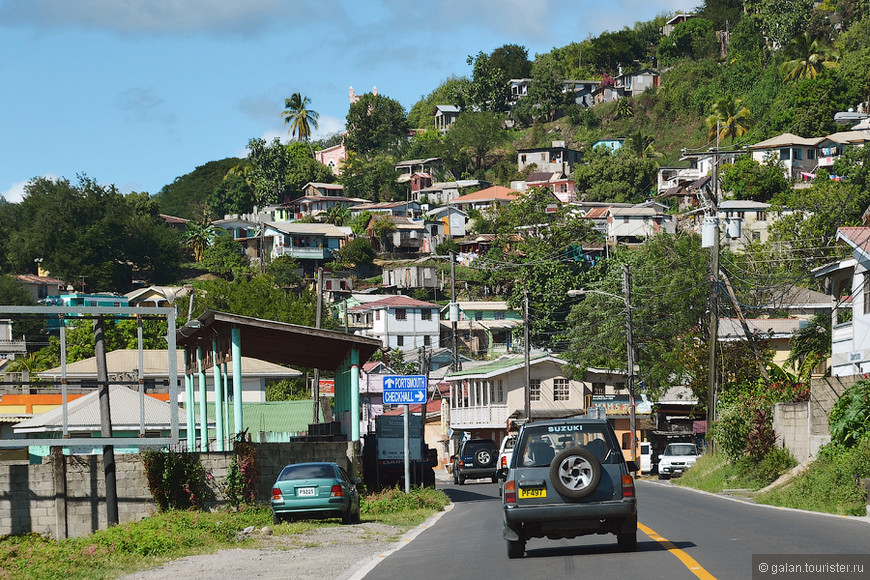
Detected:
[{"left": 382, "top": 375, "right": 426, "bottom": 492}]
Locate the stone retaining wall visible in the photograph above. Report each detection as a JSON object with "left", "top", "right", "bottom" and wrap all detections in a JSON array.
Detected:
[{"left": 0, "top": 441, "right": 358, "bottom": 540}]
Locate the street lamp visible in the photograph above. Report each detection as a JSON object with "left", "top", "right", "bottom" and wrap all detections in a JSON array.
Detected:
[{"left": 567, "top": 264, "right": 637, "bottom": 465}]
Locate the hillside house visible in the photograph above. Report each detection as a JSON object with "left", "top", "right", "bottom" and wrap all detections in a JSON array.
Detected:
[
  {"left": 517, "top": 171, "right": 576, "bottom": 203},
  {"left": 748, "top": 133, "right": 823, "bottom": 181},
  {"left": 16, "top": 274, "right": 67, "bottom": 304},
  {"left": 448, "top": 185, "right": 519, "bottom": 212},
  {"left": 413, "top": 179, "right": 490, "bottom": 206},
  {"left": 347, "top": 295, "right": 441, "bottom": 352},
  {"left": 395, "top": 158, "right": 442, "bottom": 182},
  {"left": 351, "top": 200, "right": 421, "bottom": 218},
  {"left": 264, "top": 222, "right": 352, "bottom": 270},
  {"left": 382, "top": 259, "right": 440, "bottom": 290},
  {"left": 314, "top": 144, "right": 347, "bottom": 175},
  {"left": 365, "top": 215, "right": 429, "bottom": 255},
  {"left": 442, "top": 301, "right": 522, "bottom": 357},
  {"left": 434, "top": 105, "right": 460, "bottom": 131},
  {"left": 517, "top": 141, "right": 583, "bottom": 175},
  {"left": 425, "top": 205, "right": 467, "bottom": 238},
  {"left": 607, "top": 202, "right": 676, "bottom": 244}
]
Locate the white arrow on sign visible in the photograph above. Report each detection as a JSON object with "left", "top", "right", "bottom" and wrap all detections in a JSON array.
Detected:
[{"left": 414, "top": 391, "right": 425, "bottom": 402}]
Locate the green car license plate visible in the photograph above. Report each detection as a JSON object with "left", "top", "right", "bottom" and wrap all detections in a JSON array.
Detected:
[
  {"left": 519, "top": 487, "right": 546, "bottom": 499},
  {"left": 297, "top": 486, "right": 316, "bottom": 497}
]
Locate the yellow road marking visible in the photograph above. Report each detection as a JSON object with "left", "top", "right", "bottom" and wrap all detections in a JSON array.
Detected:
[{"left": 638, "top": 522, "right": 718, "bottom": 580}]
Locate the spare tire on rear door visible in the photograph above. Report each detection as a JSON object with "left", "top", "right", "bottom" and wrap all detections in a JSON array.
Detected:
[
  {"left": 549, "top": 447, "right": 602, "bottom": 499},
  {"left": 475, "top": 448, "right": 495, "bottom": 467}
]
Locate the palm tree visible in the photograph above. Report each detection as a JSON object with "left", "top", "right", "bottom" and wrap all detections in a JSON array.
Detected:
[
  {"left": 615, "top": 98, "right": 634, "bottom": 120},
  {"left": 706, "top": 96, "right": 755, "bottom": 143},
  {"left": 780, "top": 33, "right": 839, "bottom": 83},
  {"left": 281, "top": 93, "right": 319, "bottom": 142},
  {"left": 625, "top": 131, "right": 659, "bottom": 159},
  {"left": 184, "top": 221, "right": 216, "bottom": 262},
  {"left": 324, "top": 204, "right": 350, "bottom": 226}
]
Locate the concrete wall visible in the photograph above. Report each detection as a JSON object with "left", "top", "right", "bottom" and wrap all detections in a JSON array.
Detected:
[
  {"left": 0, "top": 441, "right": 358, "bottom": 540},
  {"left": 773, "top": 375, "right": 860, "bottom": 462}
]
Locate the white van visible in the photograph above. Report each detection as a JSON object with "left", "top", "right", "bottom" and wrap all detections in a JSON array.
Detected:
[{"left": 639, "top": 442, "right": 652, "bottom": 474}]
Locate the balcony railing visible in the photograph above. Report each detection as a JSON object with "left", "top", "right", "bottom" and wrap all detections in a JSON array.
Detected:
[{"left": 450, "top": 404, "right": 509, "bottom": 428}]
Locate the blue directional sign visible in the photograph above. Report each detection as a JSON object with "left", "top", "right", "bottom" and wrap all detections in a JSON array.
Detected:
[{"left": 382, "top": 375, "right": 427, "bottom": 405}]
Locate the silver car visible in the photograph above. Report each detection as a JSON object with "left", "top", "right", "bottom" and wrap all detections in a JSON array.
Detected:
[{"left": 501, "top": 418, "right": 638, "bottom": 558}]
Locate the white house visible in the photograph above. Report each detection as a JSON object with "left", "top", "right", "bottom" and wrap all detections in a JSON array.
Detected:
[
  {"left": 747, "top": 133, "right": 823, "bottom": 181},
  {"left": 814, "top": 227, "right": 870, "bottom": 376},
  {"left": 264, "top": 221, "right": 352, "bottom": 263},
  {"left": 347, "top": 295, "right": 441, "bottom": 352},
  {"left": 607, "top": 202, "right": 676, "bottom": 244}
]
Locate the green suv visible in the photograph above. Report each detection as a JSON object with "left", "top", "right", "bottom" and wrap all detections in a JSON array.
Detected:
[{"left": 501, "top": 418, "right": 638, "bottom": 558}]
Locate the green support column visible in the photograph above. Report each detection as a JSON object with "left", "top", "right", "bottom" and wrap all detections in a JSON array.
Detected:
[
  {"left": 350, "top": 348, "right": 360, "bottom": 442},
  {"left": 222, "top": 362, "right": 230, "bottom": 443},
  {"left": 212, "top": 338, "right": 224, "bottom": 452},
  {"left": 232, "top": 326, "right": 243, "bottom": 438},
  {"left": 185, "top": 371, "right": 195, "bottom": 450},
  {"left": 197, "top": 345, "right": 207, "bottom": 452}
]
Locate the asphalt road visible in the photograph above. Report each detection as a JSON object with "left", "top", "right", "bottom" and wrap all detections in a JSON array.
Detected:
[{"left": 360, "top": 477, "right": 870, "bottom": 580}]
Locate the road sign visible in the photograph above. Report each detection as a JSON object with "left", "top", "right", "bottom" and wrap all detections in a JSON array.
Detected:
[{"left": 382, "top": 374, "right": 426, "bottom": 405}]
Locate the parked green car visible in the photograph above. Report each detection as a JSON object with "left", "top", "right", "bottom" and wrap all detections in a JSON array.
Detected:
[{"left": 270, "top": 462, "right": 361, "bottom": 524}]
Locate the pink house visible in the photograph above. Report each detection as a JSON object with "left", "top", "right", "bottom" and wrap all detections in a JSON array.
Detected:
[{"left": 315, "top": 143, "right": 347, "bottom": 176}]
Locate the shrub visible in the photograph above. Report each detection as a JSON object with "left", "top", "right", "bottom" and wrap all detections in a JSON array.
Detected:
[
  {"left": 829, "top": 379, "right": 870, "bottom": 447},
  {"left": 225, "top": 433, "right": 260, "bottom": 508},
  {"left": 361, "top": 486, "right": 450, "bottom": 515},
  {"left": 141, "top": 449, "right": 212, "bottom": 511}
]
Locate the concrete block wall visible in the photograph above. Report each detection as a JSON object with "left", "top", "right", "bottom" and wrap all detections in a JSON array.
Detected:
[
  {"left": 0, "top": 441, "right": 359, "bottom": 540},
  {"left": 773, "top": 402, "right": 809, "bottom": 463}
]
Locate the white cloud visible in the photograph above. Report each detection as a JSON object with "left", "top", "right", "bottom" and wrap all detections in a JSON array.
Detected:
[{"left": 313, "top": 115, "right": 345, "bottom": 140}]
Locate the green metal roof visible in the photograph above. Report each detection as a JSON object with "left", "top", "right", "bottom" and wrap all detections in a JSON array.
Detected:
[
  {"left": 204, "top": 400, "right": 323, "bottom": 434},
  {"left": 445, "top": 353, "right": 562, "bottom": 379}
]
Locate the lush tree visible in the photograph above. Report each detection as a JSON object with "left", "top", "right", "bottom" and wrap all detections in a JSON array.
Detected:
[
  {"left": 281, "top": 93, "right": 320, "bottom": 142},
  {"left": 623, "top": 131, "right": 660, "bottom": 159},
  {"left": 511, "top": 55, "right": 569, "bottom": 124},
  {"left": 407, "top": 77, "right": 467, "bottom": 129},
  {"left": 338, "top": 152, "right": 403, "bottom": 201},
  {"left": 464, "top": 51, "right": 511, "bottom": 113},
  {"left": 335, "top": 237, "right": 376, "bottom": 268},
  {"left": 201, "top": 232, "right": 251, "bottom": 280},
  {"left": 266, "top": 255, "right": 302, "bottom": 287},
  {"left": 697, "top": 0, "right": 744, "bottom": 30},
  {"left": 564, "top": 233, "right": 711, "bottom": 399},
  {"left": 720, "top": 157, "right": 789, "bottom": 202},
  {"left": 706, "top": 95, "right": 755, "bottom": 143},
  {"left": 579, "top": 29, "right": 646, "bottom": 75},
  {"left": 153, "top": 158, "right": 244, "bottom": 219},
  {"left": 658, "top": 18, "right": 719, "bottom": 67},
  {"left": 2, "top": 176, "right": 181, "bottom": 290},
  {"left": 489, "top": 44, "right": 532, "bottom": 80},
  {"left": 444, "top": 112, "right": 506, "bottom": 175},
  {"left": 344, "top": 93, "right": 409, "bottom": 156},
  {"left": 755, "top": 0, "right": 815, "bottom": 49},
  {"left": 572, "top": 147, "right": 658, "bottom": 202},
  {"left": 209, "top": 170, "right": 255, "bottom": 217}
]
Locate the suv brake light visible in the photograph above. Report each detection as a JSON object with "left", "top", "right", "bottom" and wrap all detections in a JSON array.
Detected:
[
  {"left": 504, "top": 480, "right": 516, "bottom": 504},
  {"left": 621, "top": 474, "right": 635, "bottom": 497}
]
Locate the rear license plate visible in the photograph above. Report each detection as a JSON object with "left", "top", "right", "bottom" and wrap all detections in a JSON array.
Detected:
[
  {"left": 297, "top": 486, "right": 316, "bottom": 497},
  {"left": 518, "top": 487, "right": 546, "bottom": 499}
]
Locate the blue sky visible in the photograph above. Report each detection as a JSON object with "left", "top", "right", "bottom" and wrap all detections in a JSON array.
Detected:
[{"left": 0, "top": 0, "right": 696, "bottom": 203}]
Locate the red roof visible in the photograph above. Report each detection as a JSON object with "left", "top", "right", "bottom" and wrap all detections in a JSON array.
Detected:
[
  {"left": 383, "top": 398, "right": 443, "bottom": 415},
  {"left": 348, "top": 295, "right": 439, "bottom": 313},
  {"left": 449, "top": 185, "right": 519, "bottom": 204}
]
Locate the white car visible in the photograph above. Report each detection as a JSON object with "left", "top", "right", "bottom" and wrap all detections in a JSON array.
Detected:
[
  {"left": 657, "top": 442, "right": 700, "bottom": 479},
  {"left": 496, "top": 434, "right": 516, "bottom": 485}
]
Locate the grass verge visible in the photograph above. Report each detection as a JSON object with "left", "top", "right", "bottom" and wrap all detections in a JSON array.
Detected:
[{"left": 0, "top": 486, "right": 450, "bottom": 580}]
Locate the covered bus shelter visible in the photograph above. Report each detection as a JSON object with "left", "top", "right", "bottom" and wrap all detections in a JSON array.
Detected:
[{"left": 176, "top": 310, "right": 381, "bottom": 451}]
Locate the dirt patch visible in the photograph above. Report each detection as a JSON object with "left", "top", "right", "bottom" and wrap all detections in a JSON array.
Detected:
[{"left": 118, "top": 521, "right": 405, "bottom": 580}]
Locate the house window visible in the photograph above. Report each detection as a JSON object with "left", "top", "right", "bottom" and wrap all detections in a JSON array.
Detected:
[
  {"left": 498, "top": 380, "right": 504, "bottom": 402},
  {"left": 521, "top": 154, "right": 527, "bottom": 163},
  {"left": 793, "top": 148, "right": 803, "bottom": 161},
  {"left": 475, "top": 311, "right": 483, "bottom": 321},
  {"left": 325, "top": 280, "right": 332, "bottom": 290},
  {"left": 396, "top": 308, "right": 407, "bottom": 321},
  {"left": 808, "top": 149, "right": 816, "bottom": 160},
  {"left": 592, "top": 382, "right": 605, "bottom": 396},
  {"left": 375, "top": 311, "right": 380, "bottom": 321},
  {"left": 864, "top": 273, "right": 870, "bottom": 315},
  {"left": 553, "top": 379, "right": 570, "bottom": 402},
  {"left": 779, "top": 148, "right": 791, "bottom": 161},
  {"left": 422, "top": 309, "right": 432, "bottom": 321},
  {"left": 424, "top": 335, "right": 431, "bottom": 346},
  {"left": 623, "top": 217, "right": 629, "bottom": 223},
  {"left": 530, "top": 379, "right": 541, "bottom": 401},
  {"left": 495, "top": 311, "right": 505, "bottom": 321},
  {"left": 397, "top": 335, "right": 404, "bottom": 347}
]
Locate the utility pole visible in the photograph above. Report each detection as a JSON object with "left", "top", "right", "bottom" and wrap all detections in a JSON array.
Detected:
[
  {"left": 524, "top": 288, "right": 531, "bottom": 423},
  {"left": 623, "top": 264, "right": 636, "bottom": 465},
  {"left": 94, "top": 316, "right": 118, "bottom": 526},
  {"left": 313, "top": 267, "right": 323, "bottom": 423},
  {"left": 706, "top": 150, "right": 721, "bottom": 454},
  {"left": 450, "top": 252, "right": 460, "bottom": 371}
]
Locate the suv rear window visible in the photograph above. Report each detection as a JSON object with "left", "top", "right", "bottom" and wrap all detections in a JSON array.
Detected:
[
  {"left": 517, "top": 424, "right": 617, "bottom": 467},
  {"left": 464, "top": 440, "right": 497, "bottom": 453},
  {"left": 278, "top": 464, "right": 335, "bottom": 480}
]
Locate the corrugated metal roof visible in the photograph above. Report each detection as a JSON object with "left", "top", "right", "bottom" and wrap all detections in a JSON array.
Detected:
[
  {"left": 449, "top": 186, "right": 519, "bottom": 203},
  {"left": 14, "top": 386, "right": 194, "bottom": 433},
  {"left": 718, "top": 318, "right": 803, "bottom": 339},
  {"left": 206, "top": 401, "right": 323, "bottom": 433},
  {"left": 40, "top": 349, "right": 301, "bottom": 380},
  {"left": 748, "top": 132, "right": 824, "bottom": 149}
]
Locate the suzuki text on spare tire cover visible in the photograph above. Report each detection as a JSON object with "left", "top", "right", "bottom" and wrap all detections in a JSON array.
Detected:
[{"left": 500, "top": 418, "right": 638, "bottom": 559}]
